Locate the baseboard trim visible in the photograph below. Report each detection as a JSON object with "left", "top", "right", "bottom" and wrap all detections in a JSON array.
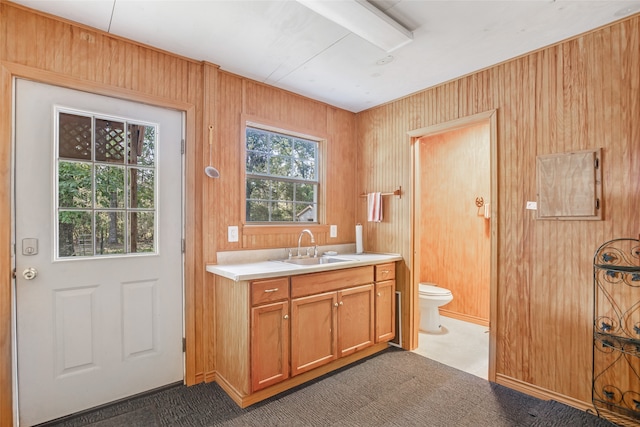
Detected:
[
  {"left": 216, "top": 342, "right": 390, "bottom": 408},
  {"left": 439, "top": 309, "right": 489, "bottom": 327},
  {"left": 495, "top": 373, "right": 594, "bottom": 412}
]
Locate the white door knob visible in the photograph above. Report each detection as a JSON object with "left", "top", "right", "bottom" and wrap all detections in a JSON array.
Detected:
[{"left": 23, "top": 267, "right": 38, "bottom": 280}]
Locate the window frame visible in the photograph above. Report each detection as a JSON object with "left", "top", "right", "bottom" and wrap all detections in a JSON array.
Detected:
[
  {"left": 241, "top": 117, "right": 327, "bottom": 231},
  {"left": 53, "top": 106, "right": 159, "bottom": 260}
]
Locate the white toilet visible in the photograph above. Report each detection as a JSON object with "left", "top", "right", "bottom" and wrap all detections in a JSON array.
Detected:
[{"left": 419, "top": 282, "right": 453, "bottom": 333}]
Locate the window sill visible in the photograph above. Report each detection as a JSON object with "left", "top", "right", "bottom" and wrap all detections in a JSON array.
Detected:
[{"left": 242, "top": 224, "right": 330, "bottom": 236}]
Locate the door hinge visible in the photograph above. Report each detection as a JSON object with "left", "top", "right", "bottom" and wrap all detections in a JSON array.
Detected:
[
  {"left": 594, "top": 157, "right": 599, "bottom": 169},
  {"left": 596, "top": 198, "right": 600, "bottom": 210},
  {"left": 181, "top": 238, "right": 186, "bottom": 254},
  {"left": 11, "top": 269, "right": 16, "bottom": 279},
  {"left": 182, "top": 337, "right": 186, "bottom": 352},
  {"left": 181, "top": 139, "right": 185, "bottom": 155}
]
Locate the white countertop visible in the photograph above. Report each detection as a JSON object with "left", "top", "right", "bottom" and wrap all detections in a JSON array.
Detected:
[{"left": 206, "top": 252, "right": 402, "bottom": 282}]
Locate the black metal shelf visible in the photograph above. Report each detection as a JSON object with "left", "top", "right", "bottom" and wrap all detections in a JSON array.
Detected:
[
  {"left": 594, "top": 264, "right": 640, "bottom": 273},
  {"left": 592, "top": 238, "right": 640, "bottom": 426}
]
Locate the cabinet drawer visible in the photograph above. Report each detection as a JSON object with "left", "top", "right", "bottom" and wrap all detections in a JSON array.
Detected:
[
  {"left": 251, "top": 277, "right": 289, "bottom": 306},
  {"left": 375, "top": 263, "right": 396, "bottom": 281},
  {"left": 291, "top": 266, "right": 373, "bottom": 298}
]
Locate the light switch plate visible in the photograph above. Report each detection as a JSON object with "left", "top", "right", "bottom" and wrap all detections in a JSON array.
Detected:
[
  {"left": 228, "top": 226, "right": 239, "bottom": 242},
  {"left": 526, "top": 201, "right": 537, "bottom": 210},
  {"left": 330, "top": 225, "right": 337, "bottom": 238}
]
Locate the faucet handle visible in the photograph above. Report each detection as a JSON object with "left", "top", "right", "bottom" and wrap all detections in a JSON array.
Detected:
[
  {"left": 286, "top": 248, "right": 292, "bottom": 259},
  {"left": 313, "top": 245, "right": 319, "bottom": 258}
]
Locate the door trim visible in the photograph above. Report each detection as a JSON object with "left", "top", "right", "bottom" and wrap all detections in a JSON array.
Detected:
[
  {"left": 408, "top": 109, "right": 498, "bottom": 382},
  {"left": 1, "top": 62, "right": 198, "bottom": 426}
]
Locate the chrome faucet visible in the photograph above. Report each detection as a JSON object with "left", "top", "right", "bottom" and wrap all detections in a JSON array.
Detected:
[{"left": 297, "top": 229, "right": 315, "bottom": 257}]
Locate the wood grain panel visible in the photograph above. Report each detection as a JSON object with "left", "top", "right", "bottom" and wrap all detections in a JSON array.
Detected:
[
  {"left": 0, "top": 59, "right": 13, "bottom": 426},
  {"left": 290, "top": 266, "right": 373, "bottom": 298},
  {"left": 215, "top": 276, "right": 251, "bottom": 395},
  {"left": 214, "top": 72, "right": 357, "bottom": 252},
  {"left": 356, "top": 13, "right": 640, "bottom": 407}
]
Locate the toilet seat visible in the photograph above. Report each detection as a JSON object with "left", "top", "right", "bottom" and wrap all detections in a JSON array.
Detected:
[{"left": 419, "top": 283, "right": 452, "bottom": 297}]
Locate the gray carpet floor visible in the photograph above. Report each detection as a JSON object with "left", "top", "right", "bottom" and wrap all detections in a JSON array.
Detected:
[{"left": 42, "top": 349, "right": 618, "bottom": 427}]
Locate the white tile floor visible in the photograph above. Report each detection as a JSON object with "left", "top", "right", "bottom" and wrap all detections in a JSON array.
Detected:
[{"left": 412, "top": 315, "right": 490, "bottom": 380}]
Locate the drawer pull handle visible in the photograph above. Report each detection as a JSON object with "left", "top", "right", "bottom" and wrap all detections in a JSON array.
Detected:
[
  {"left": 264, "top": 288, "right": 279, "bottom": 293},
  {"left": 381, "top": 270, "right": 390, "bottom": 274}
]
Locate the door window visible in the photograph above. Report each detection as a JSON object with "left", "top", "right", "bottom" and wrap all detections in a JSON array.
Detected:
[{"left": 56, "top": 109, "right": 157, "bottom": 258}]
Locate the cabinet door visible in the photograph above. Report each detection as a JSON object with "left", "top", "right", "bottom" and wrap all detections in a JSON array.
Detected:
[
  {"left": 251, "top": 300, "right": 289, "bottom": 392},
  {"left": 338, "top": 284, "right": 375, "bottom": 357},
  {"left": 375, "top": 280, "right": 396, "bottom": 343},
  {"left": 291, "top": 292, "right": 338, "bottom": 376}
]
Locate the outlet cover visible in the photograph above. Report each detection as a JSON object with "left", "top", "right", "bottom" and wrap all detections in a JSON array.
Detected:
[
  {"left": 330, "top": 225, "right": 337, "bottom": 238},
  {"left": 228, "top": 225, "right": 239, "bottom": 242}
]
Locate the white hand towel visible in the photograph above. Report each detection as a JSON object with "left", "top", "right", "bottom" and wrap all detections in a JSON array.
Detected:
[{"left": 367, "top": 192, "right": 383, "bottom": 222}]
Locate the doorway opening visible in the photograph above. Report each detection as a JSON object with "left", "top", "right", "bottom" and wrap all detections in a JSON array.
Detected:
[{"left": 408, "top": 110, "right": 498, "bottom": 381}]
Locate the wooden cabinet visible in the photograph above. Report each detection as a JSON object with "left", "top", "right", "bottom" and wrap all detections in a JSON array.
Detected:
[
  {"left": 290, "top": 291, "right": 338, "bottom": 376},
  {"left": 250, "top": 278, "right": 289, "bottom": 392},
  {"left": 213, "top": 261, "right": 396, "bottom": 408},
  {"left": 374, "top": 263, "right": 396, "bottom": 343},
  {"left": 338, "top": 284, "right": 375, "bottom": 357},
  {"left": 290, "top": 266, "right": 374, "bottom": 376}
]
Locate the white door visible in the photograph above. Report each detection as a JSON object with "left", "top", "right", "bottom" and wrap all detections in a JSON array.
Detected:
[{"left": 14, "top": 79, "right": 184, "bottom": 426}]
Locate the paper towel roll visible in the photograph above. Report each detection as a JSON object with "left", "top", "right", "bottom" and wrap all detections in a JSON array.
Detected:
[{"left": 355, "top": 223, "right": 363, "bottom": 254}]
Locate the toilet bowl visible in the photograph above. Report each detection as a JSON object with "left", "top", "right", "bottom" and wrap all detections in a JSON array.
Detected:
[{"left": 419, "top": 282, "right": 453, "bottom": 333}]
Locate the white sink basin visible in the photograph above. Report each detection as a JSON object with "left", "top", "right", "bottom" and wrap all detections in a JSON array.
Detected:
[{"left": 275, "top": 256, "right": 352, "bottom": 265}]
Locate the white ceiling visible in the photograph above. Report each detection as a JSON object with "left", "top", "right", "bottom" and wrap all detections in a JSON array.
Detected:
[{"left": 11, "top": 0, "right": 640, "bottom": 112}]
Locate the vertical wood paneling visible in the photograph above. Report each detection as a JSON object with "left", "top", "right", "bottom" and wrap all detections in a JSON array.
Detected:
[
  {"left": 3, "top": 1, "right": 640, "bottom": 422},
  {"left": 0, "top": 4, "right": 205, "bottom": 424},
  {"left": 214, "top": 73, "right": 357, "bottom": 252},
  {"left": 0, "top": 59, "right": 13, "bottom": 427},
  {"left": 356, "top": 14, "right": 640, "bottom": 405}
]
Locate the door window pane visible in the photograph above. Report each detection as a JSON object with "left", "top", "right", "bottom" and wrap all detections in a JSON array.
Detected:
[
  {"left": 58, "top": 211, "right": 92, "bottom": 257},
  {"left": 128, "top": 124, "right": 155, "bottom": 166},
  {"left": 95, "top": 211, "right": 125, "bottom": 255},
  {"left": 58, "top": 161, "right": 92, "bottom": 208},
  {"left": 129, "top": 168, "right": 154, "bottom": 209},
  {"left": 95, "top": 165, "right": 125, "bottom": 209},
  {"left": 95, "top": 119, "right": 125, "bottom": 163},
  {"left": 55, "top": 110, "right": 158, "bottom": 259},
  {"left": 58, "top": 113, "right": 92, "bottom": 160},
  {"left": 129, "top": 212, "right": 155, "bottom": 253}
]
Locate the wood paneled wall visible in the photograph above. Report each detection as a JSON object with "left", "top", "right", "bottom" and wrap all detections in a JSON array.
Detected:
[
  {"left": 0, "top": 2, "right": 357, "bottom": 424},
  {"left": 212, "top": 74, "right": 357, "bottom": 254},
  {"left": 356, "top": 14, "right": 640, "bottom": 405},
  {"left": 418, "top": 124, "right": 491, "bottom": 324},
  {"left": 0, "top": 4, "right": 208, "bottom": 424}
]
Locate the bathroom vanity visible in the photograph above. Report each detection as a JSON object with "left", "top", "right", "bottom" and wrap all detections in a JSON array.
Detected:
[{"left": 207, "top": 253, "right": 400, "bottom": 407}]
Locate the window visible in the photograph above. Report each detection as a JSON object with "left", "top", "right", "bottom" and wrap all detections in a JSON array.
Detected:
[
  {"left": 245, "top": 126, "right": 319, "bottom": 223},
  {"left": 55, "top": 109, "right": 157, "bottom": 258}
]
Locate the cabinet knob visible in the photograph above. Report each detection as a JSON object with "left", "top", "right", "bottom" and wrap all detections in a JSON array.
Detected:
[
  {"left": 283, "top": 314, "right": 289, "bottom": 319},
  {"left": 334, "top": 303, "right": 339, "bottom": 307},
  {"left": 377, "top": 292, "right": 381, "bottom": 297},
  {"left": 339, "top": 301, "right": 343, "bottom": 306}
]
